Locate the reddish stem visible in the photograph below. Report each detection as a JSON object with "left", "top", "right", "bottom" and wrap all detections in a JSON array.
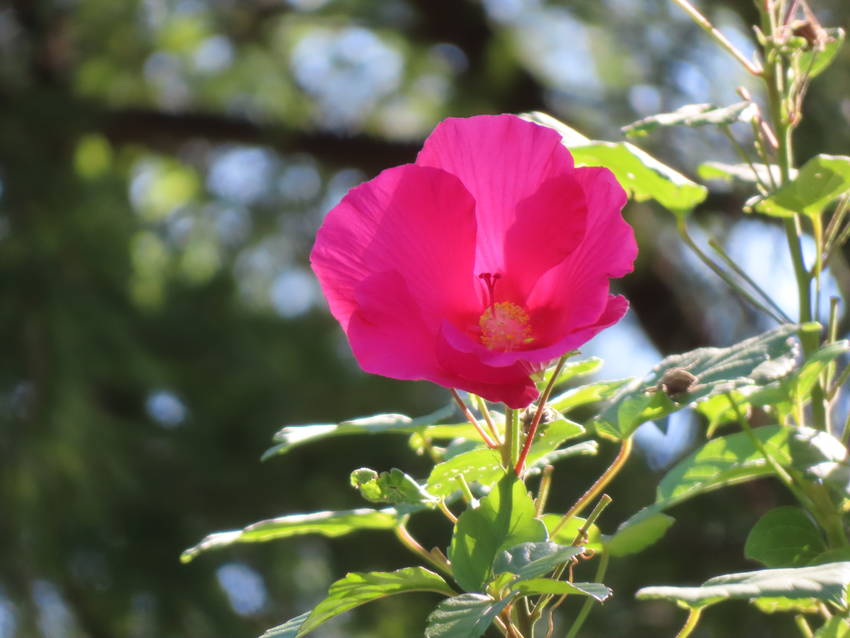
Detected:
[
  {"left": 513, "top": 356, "right": 568, "bottom": 476},
  {"left": 450, "top": 389, "right": 499, "bottom": 449}
]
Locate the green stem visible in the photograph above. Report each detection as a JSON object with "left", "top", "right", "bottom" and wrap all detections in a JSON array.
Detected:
[
  {"left": 564, "top": 553, "right": 610, "bottom": 638},
  {"left": 675, "top": 608, "right": 703, "bottom": 638},
  {"left": 708, "top": 237, "right": 792, "bottom": 322},
  {"left": 475, "top": 394, "right": 503, "bottom": 445},
  {"left": 727, "top": 393, "right": 807, "bottom": 501},
  {"left": 678, "top": 220, "right": 785, "bottom": 322},
  {"left": 395, "top": 520, "right": 452, "bottom": 577},
  {"left": 503, "top": 408, "right": 518, "bottom": 469},
  {"left": 794, "top": 614, "right": 814, "bottom": 638},
  {"left": 535, "top": 465, "right": 554, "bottom": 517},
  {"left": 719, "top": 125, "right": 770, "bottom": 194},
  {"left": 551, "top": 438, "right": 633, "bottom": 536},
  {"left": 761, "top": 7, "right": 828, "bottom": 430}
]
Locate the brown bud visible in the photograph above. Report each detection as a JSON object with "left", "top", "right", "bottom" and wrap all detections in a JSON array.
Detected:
[{"left": 658, "top": 367, "right": 698, "bottom": 398}]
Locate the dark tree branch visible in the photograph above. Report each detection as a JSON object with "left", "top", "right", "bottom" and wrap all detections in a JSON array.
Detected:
[{"left": 101, "top": 108, "right": 422, "bottom": 172}]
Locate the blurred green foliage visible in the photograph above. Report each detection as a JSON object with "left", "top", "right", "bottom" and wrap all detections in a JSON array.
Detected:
[{"left": 1, "top": 0, "right": 849, "bottom": 637}]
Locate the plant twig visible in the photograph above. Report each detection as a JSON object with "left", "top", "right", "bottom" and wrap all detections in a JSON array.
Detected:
[
  {"left": 514, "top": 355, "right": 568, "bottom": 476},
  {"left": 670, "top": 0, "right": 763, "bottom": 74},
  {"left": 395, "top": 519, "right": 452, "bottom": 577},
  {"left": 474, "top": 394, "right": 503, "bottom": 445},
  {"left": 707, "top": 237, "right": 792, "bottom": 322},
  {"left": 450, "top": 389, "right": 499, "bottom": 449},
  {"left": 675, "top": 608, "right": 703, "bottom": 638},
  {"left": 551, "top": 438, "right": 633, "bottom": 536},
  {"left": 565, "top": 553, "right": 610, "bottom": 638}
]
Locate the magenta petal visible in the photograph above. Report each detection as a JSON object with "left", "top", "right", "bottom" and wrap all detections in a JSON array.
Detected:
[
  {"left": 436, "top": 323, "right": 539, "bottom": 408},
  {"left": 416, "top": 114, "right": 575, "bottom": 276},
  {"left": 527, "top": 166, "right": 636, "bottom": 330},
  {"left": 504, "top": 174, "right": 587, "bottom": 296},
  {"left": 347, "top": 271, "right": 447, "bottom": 382},
  {"left": 543, "top": 294, "right": 630, "bottom": 354},
  {"left": 311, "top": 164, "right": 479, "bottom": 332}
]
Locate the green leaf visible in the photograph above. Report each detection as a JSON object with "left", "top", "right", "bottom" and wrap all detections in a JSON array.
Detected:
[
  {"left": 296, "top": 568, "right": 455, "bottom": 636},
  {"left": 424, "top": 594, "right": 514, "bottom": 638},
  {"left": 755, "top": 155, "right": 850, "bottom": 219},
  {"left": 752, "top": 597, "right": 820, "bottom": 614},
  {"left": 542, "top": 514, "right": 603, "bottom": 552},
  {"left": 636, "top": 562, "right": 850, "bottom": 610},
  {"left": 511, "top": 579, "right": 612, "bottom": 602},
  {"left": 797, "top": 28, "right": 846, "bottom": 79},
  {"left": 492, "top": 542, "right": 583, "bottom": 581},
  {"left": 263, "top": 406, "right": 478, "bottom": 460},
  {"left": 448, "top": 476, "right": 548, "bottom": 592},
  {"left": 811, "top": 548, "right": 850, "bottom": 565},
  {"left": 537, "top": 356, "right": 602, "bottom": 390},
  {"left": 623, "top": 102, "right": 756, "bottom": 137},
  {"left": 522, "top": 111, "right": 708, "bottom": 214},
  {"left": 744, "top": 506, "right": 826, "bottom": 568},
  {"left": 180, "top": 508, "right": 399, "bottom": 563},
  {"left": 426, "top": 449, "right": 505, "bottom": 498},
  {"left": 350, "top": 468, "right": 437, "bottom": 507},
  {"left": 698, "top": 161, "right": 788, "bottom": 185},
  {"left": 572, "top": 142, "right": 707, "bottom": 215},
  {"left": 260, "top": 612, "right": 310, "bottom": 638},
  {"left": 654, "top": 425, "right": 793, "bottom": 510},
  {"left": 549, "top": 379, "right": 630, "bottom": 413},
  {"left": 528, "top": 419, "right": 585, "bottom": 458},
  {"left": 604, "top": 508, "right": 675, "bottom": 557},
  {"left": 594, "top": 324, "right": 799, "bottom": 440},
  {"left": 695, "top": 391, "right": 748, "bottom": 437},
  {"left": 528, "top": 441, "right": 599, "bottom": 471},
  {"left": 814, "top": 617, "right": 850, "bottom": 638}
]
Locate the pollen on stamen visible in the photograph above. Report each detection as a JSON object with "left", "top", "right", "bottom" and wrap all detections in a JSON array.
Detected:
[{"left": 479, "top": 302, "right": 534, "bottom": 352}]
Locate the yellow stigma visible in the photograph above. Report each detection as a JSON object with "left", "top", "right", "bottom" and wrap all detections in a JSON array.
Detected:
[{"left": 479, "top": 302, "right": 534, "bottom": 352}]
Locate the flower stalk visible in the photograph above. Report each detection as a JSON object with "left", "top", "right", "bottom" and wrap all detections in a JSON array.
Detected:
[{"left": 551, "top": 437, "right": 633, "bottom": 536}]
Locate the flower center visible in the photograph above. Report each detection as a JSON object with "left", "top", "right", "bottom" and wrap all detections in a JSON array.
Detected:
[{"left": 477, "top": 273, "right": 534, "bottom": 352}]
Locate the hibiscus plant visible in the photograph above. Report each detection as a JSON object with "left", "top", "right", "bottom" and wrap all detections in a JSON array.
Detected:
[{"left": 183, "top": 2, "right": 850, "bottom": 637}]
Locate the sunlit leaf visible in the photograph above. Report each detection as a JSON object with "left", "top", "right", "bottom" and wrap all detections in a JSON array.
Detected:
[
  {"left": 604, "top": 507, "right": 675, "bottom": 557},
  {"left": 744, "top": 506, "right": 826, "bottom": 568},
  {"left": 594, "top": 324, "right": 800, "bottom": 440},
  {"left": 260, "top": 612, "right": 310, "bottom": 638},
  {"left": 522, "top": 111, "right": 708, "bottom": 214},
  {"left": 424, "top": 593, "right": 514, "bottom": 638},
  {"left": 427, "top": 449, "right": 505, "bottom": 498},
  {"left": 181, "top": 508, "right": 399, "bottom": 563},
  {"left": 636, "top": 562, "right": 850, "bottom": 610},
  {"left": 797, "top": 28, "right": 846, "bottom": 79},
  {"left": 623, "top": 102, "right": 756, "bottom": 137},
  {"left": 542, "top": 514, "right": 603, "bottom": 552},
  {"left": 448, "top": 476, "right": 548, "bottom": 592},
  {"left": 263, "top": 406, "right": 477, "bottom": 460},
  {"left": 492, "top": 542, "right": 583, "bottom": 581},
  {"left": 752, "top": 597, "right": 819, "bottom": 614},
  {"left": 537, "top": 356, "right": 602, "bottom": 390},
  {"left": 350, "top": 468, "right": 437, "bottom": 507},
  {"left": 297, "top": 568, "right": 455, "bottom": 636},
  {"left": 654, "top": 425, "right": 793, "bottom": 510},
  {"left": 549, "top": 379, "right": 630, "bottom": 413},
  {"left": 511, "top": 578, "right": 612, "bottom": 602},
  {"left": 698, "top": 162, "right": 788, "bottom": 185},
  {"left": 756, "top": 155, "right": 850, "bottom": 218},
  {"left": 813, "top": 617, "right": 850, "bottom": 638}
]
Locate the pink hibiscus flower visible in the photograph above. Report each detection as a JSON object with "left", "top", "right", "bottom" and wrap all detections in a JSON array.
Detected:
[{"left": 311, "top": 114, "right": 637, "bottom": 408}]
